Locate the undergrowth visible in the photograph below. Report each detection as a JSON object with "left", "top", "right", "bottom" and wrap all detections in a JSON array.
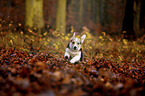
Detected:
[{"left": 0, "top": 23, "right": 145, "bottom": 64}]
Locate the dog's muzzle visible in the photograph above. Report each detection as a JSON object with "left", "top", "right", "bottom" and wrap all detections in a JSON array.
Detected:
[{"left": 74, "top": 46, "right": 77, "bottom": 50}]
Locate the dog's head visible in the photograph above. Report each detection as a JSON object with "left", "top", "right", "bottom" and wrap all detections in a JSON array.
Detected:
[{"left": 68, "top": 32, "right": 86, "bottom": 51}]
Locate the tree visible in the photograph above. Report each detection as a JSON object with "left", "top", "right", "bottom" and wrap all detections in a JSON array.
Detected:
[
  {"left": 122, "top": 0, "right": 145, "bottom": 40},
  {"left": 25, "top": 0, "right": 44, "bottom": 30},
  {"left": 121, "top": 0, "right": 136, "bottom": 40},
  {"left": 56, "top": 0, "right": 66, "bottom": 34},
  {"left": 79, "top": 0, "right": 83, "bottom": 26},
  {"left": 96, "top": 0, "right": 100, "bottom": 24},
  {"left": 140, "top": 0, "right": 145, "bottom": 35}
]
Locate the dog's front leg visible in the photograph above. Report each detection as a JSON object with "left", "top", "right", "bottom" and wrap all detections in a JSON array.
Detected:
[
  {"left": 70, "top": 55, "right": 80, "bottom": 63},
  {"left": 64, "top": 51, "right": 70, "bottom": 60}
]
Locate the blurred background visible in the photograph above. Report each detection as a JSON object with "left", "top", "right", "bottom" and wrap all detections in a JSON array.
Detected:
[{"left": 0, "top": 0, "right": 145, "bottom": 40}]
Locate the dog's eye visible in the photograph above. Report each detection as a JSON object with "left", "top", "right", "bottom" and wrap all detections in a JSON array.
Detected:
[
  {"left": 72, "top": 42, "right": 75, "bottom": 44},
  {"left": 77, "top": 43, "right": 80, "bottom": 45}
]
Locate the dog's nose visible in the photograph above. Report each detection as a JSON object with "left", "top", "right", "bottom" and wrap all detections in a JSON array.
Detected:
[{"left": 74, "top": 46, "right": 77, "bottom": 50}]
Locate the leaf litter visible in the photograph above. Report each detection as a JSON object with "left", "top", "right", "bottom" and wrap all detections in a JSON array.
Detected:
[{"left": 0, "top": 46, "right": 145, "bottom": 96}]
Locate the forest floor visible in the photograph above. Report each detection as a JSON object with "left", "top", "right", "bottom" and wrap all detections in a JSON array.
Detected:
[{"left": 0, "top": 28, "right": 145, "bottom": 96}]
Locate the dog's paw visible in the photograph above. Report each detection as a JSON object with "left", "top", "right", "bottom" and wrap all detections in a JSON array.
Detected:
[
  {"left": 70, "top": 59, "right": 76, "bottom": 64},
  {"left": 70, "top": 60, "right": 75, "bottom": 64},
  {"left": 64, "top": 56, "right": 69, "bottom": 59}
]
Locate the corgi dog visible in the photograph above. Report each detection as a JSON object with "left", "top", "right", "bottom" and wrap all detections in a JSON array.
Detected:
[{"left": 64, "top": 32, "right": 86, "bottom": 63}]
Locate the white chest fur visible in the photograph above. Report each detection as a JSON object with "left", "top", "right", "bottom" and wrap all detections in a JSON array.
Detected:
[{"left": 66, "top": 48, "right": 81, "bottom": 57}]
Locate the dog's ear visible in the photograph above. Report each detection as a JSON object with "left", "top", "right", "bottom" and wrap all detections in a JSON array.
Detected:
[
  {"left": 73, "top": 32, "right": 75, "bottom": 37},
  {"left": 81, "top": 34, "right": 86, "bottom": 43},
  {"left": 71, "top": 32, "right": 75, "bottom": 40}
]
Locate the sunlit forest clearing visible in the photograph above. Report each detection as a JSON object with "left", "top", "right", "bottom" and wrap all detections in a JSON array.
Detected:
[{"left": 0, "top": 0, "right": 145, "bottom": 96}]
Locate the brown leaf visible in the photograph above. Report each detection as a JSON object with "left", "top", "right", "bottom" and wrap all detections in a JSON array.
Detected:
[
  {"left": 52, "top": 71, "right": 62, "bottom": 81},
  {"left": 61, "top": 75, "right": 71, "bottom": 84}
]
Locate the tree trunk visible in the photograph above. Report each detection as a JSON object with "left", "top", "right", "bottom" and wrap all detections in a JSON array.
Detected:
[
  {"left": 134, "top": 0, "right": 141, "bottom": 37},
  {"left": 56, "top": 0, "right": 66, "bottom": 34},
  {"left": 33, "top": 0, "right": 44, "bottom": 29},
  {"left": 79, "top": 0, "right": 83, "bottom": 26},
  {"left": 96, "top": 0, "right": 100, "bottom": 24},
  {"left": 140, "top": 0, "right": 145, "bottom": 34},
  {"left": 25, "top": 0, "right": 44, "bottom": 29},
  {"left": 122, "top": 0, "right": 136, "bottom": 40},
  {"left": 25, "top": 0, "right": 33, "bottom": 28}
]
